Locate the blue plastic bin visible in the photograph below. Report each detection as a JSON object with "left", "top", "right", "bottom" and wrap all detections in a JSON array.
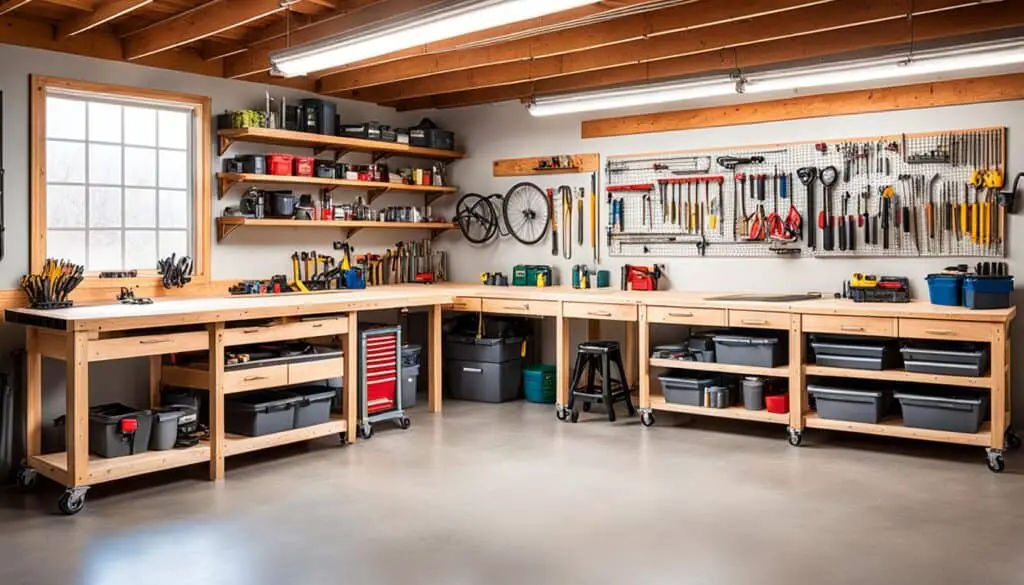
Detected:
[
  {"left": 964, "top": 276, "right": 1013, "bottom": 310},
  {"left": 523, "top": 364, "right": 556, "bottom": 404},
  {"left": 926, "top": 273, "right": 963, "bottom": 306}
]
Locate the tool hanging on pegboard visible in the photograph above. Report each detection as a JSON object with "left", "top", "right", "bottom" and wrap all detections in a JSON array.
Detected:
[{"left": 604, "top": 126, "right": 1011, "bottom": 258}]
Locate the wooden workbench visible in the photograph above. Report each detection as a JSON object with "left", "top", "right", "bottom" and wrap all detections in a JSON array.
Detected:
[{"left": 7, "top": 283, "right": 1016, "bottom": 512}]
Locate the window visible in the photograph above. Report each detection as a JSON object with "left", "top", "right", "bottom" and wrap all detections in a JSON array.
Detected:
[{"left": 31, "top": 76, "right": 211, "bottom": 282}]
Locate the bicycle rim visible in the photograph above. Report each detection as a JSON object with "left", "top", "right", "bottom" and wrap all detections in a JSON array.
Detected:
[{"left": 503, "top": 182, "right": 550, "bottom": 245}]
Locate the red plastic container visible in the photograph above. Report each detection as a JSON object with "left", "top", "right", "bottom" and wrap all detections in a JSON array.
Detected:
[
  {"left": 293, "top": 156, "right": 315, "bottom": 177},
  {"left": 267, "top": 154, "right": 294, "bottom": 176},
  {"left": 765, "top": 394, "right": 789, "bottom": 414}
]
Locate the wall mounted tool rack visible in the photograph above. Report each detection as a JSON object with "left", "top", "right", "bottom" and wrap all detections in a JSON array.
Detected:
[{"left": 605, "top": 127, "right": 1007, "bottom": 259}]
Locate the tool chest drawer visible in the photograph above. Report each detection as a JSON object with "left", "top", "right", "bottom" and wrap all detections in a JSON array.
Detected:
[
  {"left": 898, "top": 319, "right": 992, "bottom": 342},
  {"left": 802, "top": 315, "right": 896, "bottom": 337},
  {"left": 224, "top": 317, "right": 348, "bottom": 346},
  {"left": 728, "top": 310, "right": 790, "bottom": 330},
  {"left": 224, "top": 365, "right": 289, "bottom": 393},
  {"left": 288, "top": 357, "right": 343, "bottom": 385},
  {"left": 481, "top": 298, "right": 559, "bottom": 317},
  {"left": 646, "top": 306, "right": 726, "bottom": 326},
  {"left": 563, "top": 302, "right": 637, "bottom": 322},
  {"left": 447, "top": 297, "right": 482, "bottom": 312}
]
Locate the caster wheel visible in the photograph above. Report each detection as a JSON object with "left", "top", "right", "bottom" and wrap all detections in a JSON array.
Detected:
[
  {"left": 1005, "top": 430, "right": 1021, "bottom": 452},
  {"left": 57, "top": 487, "right": 88, "bottom": 516},
  {"left": 787, "top": 428, "right": 803, "bottom": 447},
  {"left": 556, "top": 408, "right": 568, "bottom": 421},
  {"left": 358, "top": 423, "right": 373, "bottom": 439},
  {"left": 988, "top": 455, "right": 1005, "bottom": 473},
  {"left": 570, "top": 409, "right": 580, "bottom": 423},
  {"left": 399, "top": 417, "right": 411, "bottom": 430},
  {"left": 640, "top": 411, "right": 655, "bottom": 427},
  {"left": 338, "top": 432, "right": 348, "bottom": 445},
  {"left": 582, "top": 402, "right": 592, "bottom": 413},
  {"left": 16, "top": 468, "right": 38, "bottom": 491}
]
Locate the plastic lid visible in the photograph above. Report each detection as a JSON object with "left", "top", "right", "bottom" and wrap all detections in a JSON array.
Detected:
[{"left": 807, "top": 385, "right": 883, "bottom": 398}]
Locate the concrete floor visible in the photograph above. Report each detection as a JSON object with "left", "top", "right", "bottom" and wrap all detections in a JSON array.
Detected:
[{"left": 2, "top": 400, "right": 1023, "bottom": 585}]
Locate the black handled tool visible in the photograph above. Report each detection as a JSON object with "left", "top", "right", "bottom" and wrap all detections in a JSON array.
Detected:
[
  {"left": 819, "top": 166, "right": 838, "bottom": 251},
  {"left": 797, "top": 167, "right": 818, "bottom": 249}
]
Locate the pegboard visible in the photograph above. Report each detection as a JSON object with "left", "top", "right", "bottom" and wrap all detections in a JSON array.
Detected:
[{"left": 605, "top": 127, "right": 1007, "bottom": 259}]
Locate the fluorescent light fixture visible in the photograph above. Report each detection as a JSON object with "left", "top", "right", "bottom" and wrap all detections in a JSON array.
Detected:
[
  {"left": 528, "top": 38, "right": 1024, "bottom": 116},
  {"left": 271, "top": 0, "right": 600, "bottom": 77}
]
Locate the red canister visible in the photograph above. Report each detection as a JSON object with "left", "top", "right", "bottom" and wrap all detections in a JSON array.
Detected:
[{"left": 765, "top": 394, "right": 789, "bottom": 414}]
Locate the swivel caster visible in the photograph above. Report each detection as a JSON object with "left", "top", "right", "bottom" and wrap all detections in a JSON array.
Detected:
[
  {"left": 57, "top": 487, "right": 89, "bottom": 516},
  {"left": 1005, "top": 428, "right": 1021, "bottom": 452},
  {"left": 338, "top": 432, "right": 348, "bottom": 445},
  {"left": 787, "top": 427, "right": 803, "bottom": 447},
  {"left": 640, "top": 411, "right": 655, "bottom": 427},
  {"left": 570, "top": 409, "right": 580, "bottom": 423},
  {"left": 358, "top": 423, "right": 374, "bottom": 439},
  {"left": 987, "top": 449, "right": 1005, "bottom": 473},
  {"left": 556, "top": 406, "right": 571, "bottom": 422},
  {"left": 15, "top": 467, "right": 38, "bottom": 491},
  {"left": 399, "top": 417, "right": 411, "bottom": 430},
  {"left": 582, "top": 402, "right": 592, "bottom": 413}
]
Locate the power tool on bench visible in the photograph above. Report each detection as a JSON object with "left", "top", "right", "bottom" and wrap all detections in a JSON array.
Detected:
[
  {"left": 844, "top": 272, "right": 910, "bottom": 303},
  {"left": 621, "top": 264, "right": 664, "bottom": 291}
]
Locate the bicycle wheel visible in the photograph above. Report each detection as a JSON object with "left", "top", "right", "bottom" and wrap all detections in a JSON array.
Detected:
[
  {"left": 455, "top": 193, "right": 498, "bottom": 244},
  {"left": 503, "top": 182, "right": 550, "bottom": 245},
  {"left": 487, "top": 194, "right": 510, "bottom": 237}
]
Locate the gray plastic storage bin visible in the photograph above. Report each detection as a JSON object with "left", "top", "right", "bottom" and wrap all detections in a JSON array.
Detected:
[
  {"left": 402, "top": 345, "right": 422, "bottom": 368},
  {"left": 287, "top": 386, "right": 336, "bottom": 428},
  {"left": 445, "top": 336, "right": 523, "bottom": 363},
  {"left": 713, "top": 333, "right": 784, "bottom": 367},
  {"left": 742, "top": 377, "right": 765, "bottom": 410},
  {"left": 447, "top": 358, "right": 522, "bottom": 403},
  {"left": 810, "top": 336, "right": 898, "bottom": 370},
  {"left": 658, "top": 374, "right": 716, "bottom": 406},
  {"left": 149, "top": 406, "right": 195, "bottom": 451},
  {"left": 402, "top": 364, "right": 419, "bottom": 408},
  {"left": 225, "top": 391, "right": 298, "bottom": 436},
  {"left": 89, "top": 403, "right": 154, "bottom": 458},
  {"left": 894, "top": 392, "right": 987, "bottom": 433},
  {"left": 900, "top": 345, "right": 989, "bottom": 377},
  {"left": 808, "top": 385, "right": 888, "bottom": 423}
]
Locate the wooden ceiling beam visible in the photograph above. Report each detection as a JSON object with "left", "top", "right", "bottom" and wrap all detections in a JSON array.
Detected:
[
  {"left": 58, "top": 0, "right": 152, "bottom": 38},
  {"left": 123, "top": 0, "right": 299, "bottom": 60},
  {"left": 43, "top": 0, "right": 92, "bottom": 9},
  {"left": 349, "top": 0, "right": 985, "bottom": 103},
  {"left": 318, "top": 0, "right": 830, "bottom": 94},
  {"left": 390, "top": 4, "right": 1024, "bottom": 111},
  {"left": 0, "top": 0, "right": 32, "bottom": 16},
  {"left": 200, "top": 39, "right": 247, "bottom": 61}
]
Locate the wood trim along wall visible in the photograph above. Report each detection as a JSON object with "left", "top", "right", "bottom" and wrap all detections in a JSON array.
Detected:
[
  {"left": 581, "top": 73, "right": 1024, "bottom": 139},
  {"left": 0, "top": 279, "right": 241, "bottom": 318},
  {"left": 30, "top": 75, "right": 212, "bottom": 286}
]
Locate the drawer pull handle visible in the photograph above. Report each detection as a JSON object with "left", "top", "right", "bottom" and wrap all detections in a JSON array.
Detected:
[
  {"left": 668, "top": 312, "right": 694, "bottom": 318},
  {"left": 839, "top": 325, "right": 864, "bottom": 332},
  {"left": 453, "top": 303, "right": 467, "bottom": 308},
  {"left": 139, "top": 339, "right": 170, "bottom": 345},
  {"left": 587, "top": 311, "right": 612, "bottom": 317},
  {"left": 311, "top": 323, "right": 323, "bottom": 328},
  {"left": 463, "top": 367, "right": 483, "bottom": 373},
  {"left": 741, "top": 319, "right": 768, "bottom": 325},
  {"left": 502, "top": 305, "right": 528, "bottom": 311},
  {"left": 243, "top": 375, "right": 268, "bottom": 382},
  {"left": 925, "top": 329, "right": 955, "bottom": 336}
]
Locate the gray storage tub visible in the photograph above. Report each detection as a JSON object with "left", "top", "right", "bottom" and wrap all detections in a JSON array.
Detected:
[
  {"left": 444, "top": 335, "right": 523, "bottom": 363},
  {"left": 713, "top": 333, "right": 784, "bottom": 368},
  {"left": 810, "top": 336, "right": 898, "bottom": 371},
  {"left": 402, "top": 364, "right": 420, "bottom": 408},
  {"left": 447, "top": 358, "right": 522, "bottom": 403},
  {"left": 149, "top": 406, "right": 196, "bottom": 451},
  {"left": 900, "top": 344, "right": 989, "bottom": 377},
  {"left": 658, "top": 374, "right": 717, "bottom": 406},
  {"left": 808, "top": 385, "right": 889, "bottom": 423},
  {"left": 894, "top": 392, "right": 988, "bottom": 433},
  {"left": 225, "top": 391, "right": 298, "bottom": 436},
  {"left": 286, "top": 386, "right": 336, "bottom": 428},
  {"left": 89, "top": 403, "right": 154, "bottom": 458}
]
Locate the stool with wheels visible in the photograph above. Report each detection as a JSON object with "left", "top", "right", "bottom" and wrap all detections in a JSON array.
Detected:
[{"left": 566, "top": 341, "right": 635, "bottom": 423}]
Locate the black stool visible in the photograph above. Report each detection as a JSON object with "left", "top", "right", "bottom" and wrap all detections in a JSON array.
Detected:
[{"left": 567, "top": 340, "right": 635, "bottom": 422}]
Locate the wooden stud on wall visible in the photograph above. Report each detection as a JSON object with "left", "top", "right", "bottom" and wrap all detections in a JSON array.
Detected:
[{"left": 493, "top": 153, "right": 600, "bottom": 177}]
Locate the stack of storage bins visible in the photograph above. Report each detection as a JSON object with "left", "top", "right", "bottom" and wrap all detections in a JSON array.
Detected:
[{"left": 445, "top": 335, "right": 523, "bottom": 402}]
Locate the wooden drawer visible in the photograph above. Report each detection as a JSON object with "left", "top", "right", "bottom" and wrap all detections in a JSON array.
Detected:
[
  {"left": 481, "top": 298, "right": 559, "bottom": 317},
  {"left": 898, "top": 318, "right": 993, "bottom": 342},
  {"left": 288, "top": 357, "right": 343, "bottom": 385},
  {"left": 90, "top": 331, "right": 208, "bottom": 361},
  {"left": 728, "top": 310, "right": 790, "bottom": 330},
  {"left": 447, "top": 296, "right": 482, "bottom": 312},
  {"left": 646, "top": 306, "right": 726, "bottom": 326},
  {"left": 224, "top": 365, "right": 289, "bottom": 394},
  {"left": 563, "top": 302, "right": 637, "bottom": 321},
  {"left": 802, "top": 314, "right": 896, "bottom": 337},
  {"left": 223, "top": 317, "right": 348, "bottom": 346}
]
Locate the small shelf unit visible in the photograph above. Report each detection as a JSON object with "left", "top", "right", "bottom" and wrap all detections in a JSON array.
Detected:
[
  {"left": 217, "top": 127, "right": 464, "bottom": 161},
  {"left": 216, "top": 172, "right": 457, "bottom": 203},
  {"left": 216, "top": 217, "right": 457, "bottom": 242}
]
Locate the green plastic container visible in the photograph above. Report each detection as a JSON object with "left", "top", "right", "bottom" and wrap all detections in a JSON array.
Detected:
[{"left": 523, "top": 364, "right": 556, "bottom": 404}]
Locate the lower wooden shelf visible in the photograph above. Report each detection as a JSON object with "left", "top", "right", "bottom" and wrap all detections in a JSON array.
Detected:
[
  {"left": 224, "top": 415, "right": 348, "bottom": 456},
  {"left": 803, "top": 365, "right": 992, "bottom": 389},
  {"left": 803, "top": 413, "right": 991, "bottom": 447},
  {"left": 650, "top": 358, "right": 789, "bottom": 378},
  {"left": 32, "top": 444, "right": 212, "bottom": 486},
  {"left": 649, "top": 395, "right": 789, "bottom": 424}
]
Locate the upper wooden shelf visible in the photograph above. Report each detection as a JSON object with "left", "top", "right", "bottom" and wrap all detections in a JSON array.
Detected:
[
  {"left": 217, "top": 128, "right": 465, "bottom": 161},
  {"left": 216, "top": 217, "right": 457, "bottom": 242},
  {"left": 216, "top": 172, "right": 457, "bottom": 203}
]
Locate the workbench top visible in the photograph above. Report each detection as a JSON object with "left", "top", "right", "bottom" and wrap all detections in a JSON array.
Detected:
[{"left": 6, "top": 283, "right": 1014, "bottom": 332}]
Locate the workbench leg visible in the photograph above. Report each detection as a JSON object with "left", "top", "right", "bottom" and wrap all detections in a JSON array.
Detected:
[
  {"left": 637, "top": 307, "right": 650, "bottom": 410},
  {"left": 555, "top": 315, "right": 570, "bottom": 415},
  {"left": 345, "top": 312, "right": 358, "bottom": 443},
  {"left": 428, "top": 305, "right": 443, "bottom": 413},
  {"left": 25, "top": 328, "right": 42, "bottom": 458},
  {"left": 587, "top": 320, "right": 600, "bottom": 341},
  {"left": 208, "top": 323, "right": 225, "bottom": 481},
  {"left": 990, "top": 324, "right": 1007, "bottom": 450},
  {"left": 66, "top": 331, "right": 89, "bottom": 487},
  {"left": 624, "top": 322, "right": 637, "bottom": 388},
  {"left": 787, "top": 315, "right": 805, "bottom": 447},
  {"left": 148, "top": 356, "right": 162, "bottom": 409}
]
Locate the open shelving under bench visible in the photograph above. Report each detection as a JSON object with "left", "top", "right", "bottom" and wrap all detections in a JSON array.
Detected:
[
  {"left": 649, "top": 395, "right": 789, "bottom": 424},
  {"left": 216, "top": 172, "right": 457, "bottom": 203},
  {"left": 224, "top": 416, "right": 348, "bottom": 457},
  {"left": 32, "top": 445, "right": 212, "bottom": 486},
  {"left": 217, "top": 127, "right": 464, "bottom": 161},
  {"left": 803, "top": 365, "right": 993, "bottom": 389},
  {"left": 804, "top": 413, "right": 992, "bottom": 447},
  {"left": 217, "top": 217, "right": 458, "bottom": 241},
  {"left": 650, "top": 358, "right": 789, "bottom": 378}
]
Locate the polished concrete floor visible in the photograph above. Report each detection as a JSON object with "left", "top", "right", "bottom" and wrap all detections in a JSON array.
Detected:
[{"left": 2, "top": 400, "right": 1023, "bottom": 585}]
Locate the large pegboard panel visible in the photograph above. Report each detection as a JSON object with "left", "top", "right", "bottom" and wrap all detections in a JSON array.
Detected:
[{"left": 605, "top": 127, "right": 1007, "bottom": 259}]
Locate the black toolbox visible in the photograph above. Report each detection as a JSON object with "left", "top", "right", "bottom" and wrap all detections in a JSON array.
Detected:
[
  {"left": 225, "top": 391, "right": 298, "bottom": 436},
  {"left": 713, "top": 332, "right": 785, "bottom": 368},
  {"left": 444, "top": 335, "right": 523, "bottom": 363},
  {"left": 899, "top": 342, "right": 990, "bottom": 377},
  {"left": 809, "top": 335, "right": 900, "bottom": 371},
  {"left": 88, "top": 403, "right": 154, "bottom": 458},
  {"left": 409, "top": 118, "right": 455, "bottom": 150},
  {"left": 894, "top": 390, "right": 988, "bottom": 433},
  {"left": 658, "top": 374, "right": 718, "bottom": 406},
  {"left": 808, "top": 385, "right": 889, "bottom": 423},
  {"left": 446, "top": 358, "right": 522, "bottom": 403},
  {"left": 285, "top": 386, "right": 336, "bottom": 428}
]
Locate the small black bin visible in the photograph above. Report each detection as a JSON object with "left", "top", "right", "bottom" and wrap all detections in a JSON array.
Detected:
[
  {"left": 88, "top": 403, "right": 154, "bottom": 458},
  {"left": 900, "top": 342, "right": 990, "bottom": 377},
  {"left": 286, "top": 386, "right": 336, "bottom": 428},
  {"left": 658, "top": 374, "right": 717, "bottom": 406},
  {"left": 444, "top": 335, "right": 522, "bottom": 363},
  {"left": 809, "top": 335, "right": 899, "bottom": 371},
  {"left": 894, "top": 391, "right": 988, "bottom": 433},
  {"left": 225, "top": 391, "right": 298, "bottom": 437},
  {"left": 808, "top": 385, "right": 889, "bottom": 423},
  {"left": 713, "top": 332, "right": 785, "bottom": 368}
]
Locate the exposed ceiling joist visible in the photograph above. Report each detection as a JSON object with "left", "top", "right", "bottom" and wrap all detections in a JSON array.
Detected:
[
  {"left": 123, "top": 0, "right": 297, "bottom": 60},
  {"left": 200, "top": 39, "right": 247, "bottom": 61},
  {"left": 351, "top": 0, "right": 982, "bottom": 103},
  {"left": 0, "top": 0, "right": 32, "bottom": 16},
  {"left": 59, "top": 0, "right": 152, "bottom": 38},
  {"left": 44, "top": 0, "right": 92, "bottom": 9}
]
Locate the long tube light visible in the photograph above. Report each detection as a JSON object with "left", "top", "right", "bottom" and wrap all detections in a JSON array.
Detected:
[
  {"left": 527, "top": 39, "right": 1024, "bottom": 117},
  {"left": 270, "top": 0, "right": 601, "bottom": 77}
]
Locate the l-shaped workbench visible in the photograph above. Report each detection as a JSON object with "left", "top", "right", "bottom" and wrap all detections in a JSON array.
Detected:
[{"left": 6, "top": 283, "right": 1015, "bottom": 512}]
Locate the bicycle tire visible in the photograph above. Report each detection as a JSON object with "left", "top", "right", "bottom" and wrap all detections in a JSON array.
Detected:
[
  {"left": 456, "top": 193, "right": 499, "bottom": 244},
  {"left": 487, "top": 194, "right": 510, "bottom": 237},
  {"left": 503, "top": 182, "right": 550, "bottom": 246}
]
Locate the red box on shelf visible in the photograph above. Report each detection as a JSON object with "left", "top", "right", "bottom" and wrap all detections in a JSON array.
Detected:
[
  {"left": 765, "top": 394, "right": 789, "bottom": 414},
  {"left": 293, "top": 156, "right": 315, "bottom": 177},
  {"left": 267, "top": 154, "right": 294, "bottom": 176}
]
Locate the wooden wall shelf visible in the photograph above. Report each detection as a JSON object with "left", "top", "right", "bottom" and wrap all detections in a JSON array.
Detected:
[
  {"left": 217, "top": 127, "right": 464, "bottom": 161},
  {"left": 493, "top": 153, "right": 599, "bottom": 177},
  {"left": 216, "top": 217, "right": 457, "bottom": 241},
  {"left": 216, "top": 172, "right": 456, "bottom": 204}
]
